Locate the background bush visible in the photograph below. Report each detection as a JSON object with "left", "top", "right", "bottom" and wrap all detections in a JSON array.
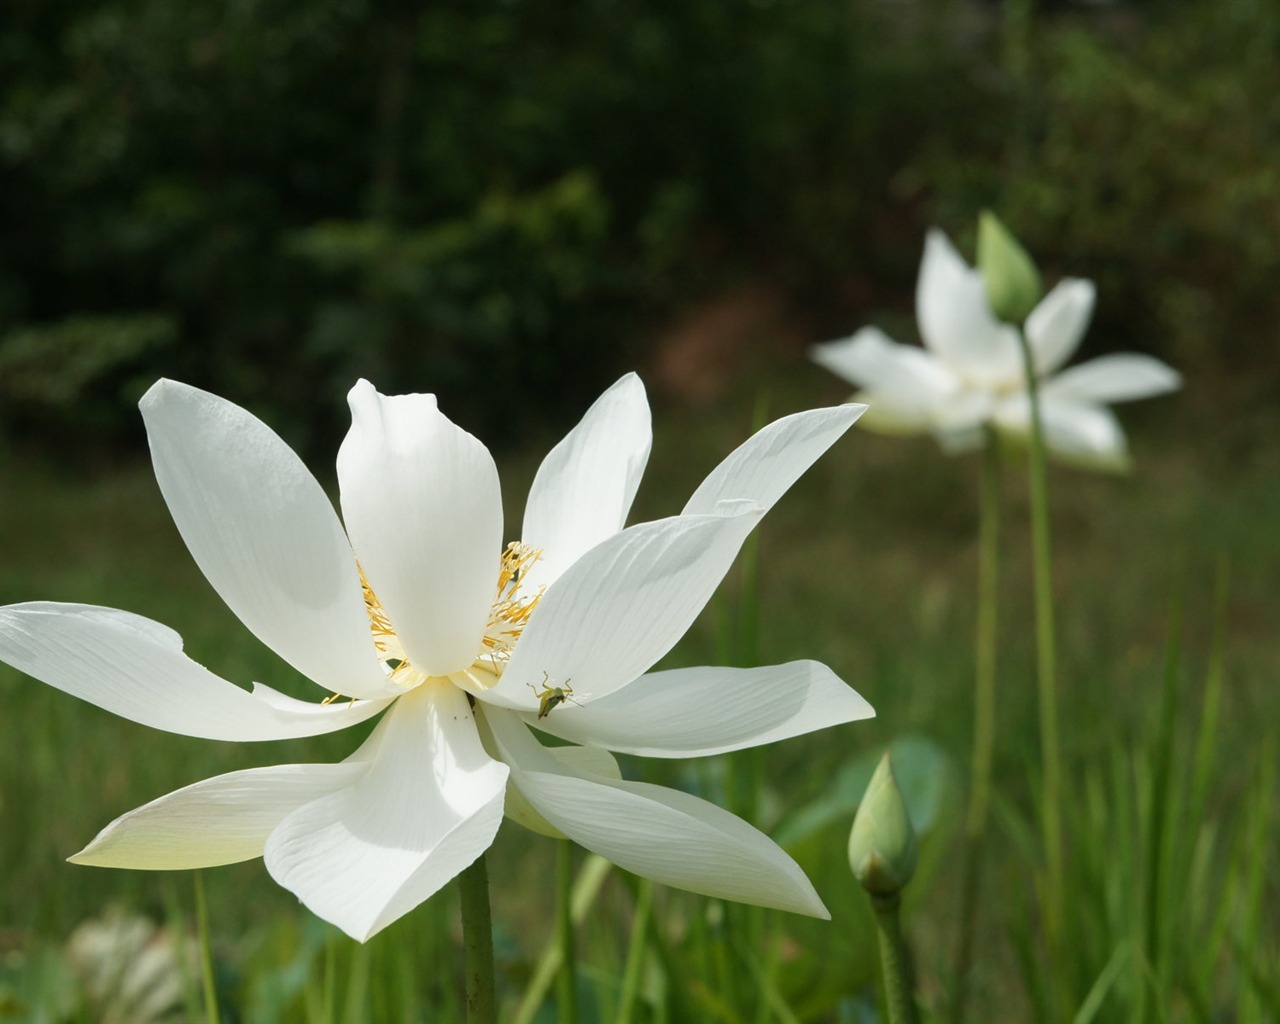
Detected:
[{"left": 1, "top": 0, "right": 1274, "bottom": 454}]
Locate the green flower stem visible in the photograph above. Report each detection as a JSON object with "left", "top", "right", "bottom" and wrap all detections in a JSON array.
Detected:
[
  {"left": 1016, "top": 333, "right": 1066, "bottom": 989},
  {"left": 953, "top": 428, "right": 1002, "bottom": 1022},
  {"left": 459, "top": 853, "right": 498, "bottom": 1024},
  {"left": 871, "top": 893, "right": 919, "bottom": 1024},
  {"left": 557, "top": 841, "right": 578, "bottom": 1024},
  {"left": 193, "top": 871, "right": 220, "bottom": 1024}
]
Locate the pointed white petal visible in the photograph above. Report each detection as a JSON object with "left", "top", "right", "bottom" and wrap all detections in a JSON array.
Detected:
[
  {"left": 532, "top": 661, "right": 873, "bottom": 758},
  {"left": 71, "top": 763, "right": 366, "bottom": 869},
  {"left": 263, "top": 683, "right": 508, "bottom": 942},
  {"left": 682, "top": 404, "right": 864, "bottom": 516},
  {"left": 337, "top": 381, "right": 502, "bottom": 677},
  {"left": 479, "top": 505, "right": 764, "bottom": 710},
  {"left": 1041, "top": 354, "right": 1182, "bottom": 405},
  {"left": 916, "top": 230, "right": 1023, "bottom": 386},
  {"left": 994, "top": 396, "right": 1130, "bottom": 470},
  {"left": 484, "top": 708, "right": 827, "bottom": 917},
  {"left": 522, "top": 373, "right": 652, "bottom": 589},
  {"left": 0, "top": 603, "right": 394, "bottom": 740},
  {"left": 1025, "top": 278, "right": 1095, "bottom": 375},
  {"left": 140, "top": 380, "right": 393, "bottom": 700}
]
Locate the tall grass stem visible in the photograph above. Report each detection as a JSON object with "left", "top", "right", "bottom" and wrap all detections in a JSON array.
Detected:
[
  {"left": 617, "top": 879, "right": 652, "bottom": 1024},
  {"left": 193, "top": 871, "right": 220, "bottom": 1024},
  {"left": 953, "top": 429, "right": 1002, "bottom": 1022},
  {"left": 1015, "top": 332, "right": 1066, "bottom": 1010},
  {"left": 459, "top": 853, "right": 497, "bottom": 1024}
]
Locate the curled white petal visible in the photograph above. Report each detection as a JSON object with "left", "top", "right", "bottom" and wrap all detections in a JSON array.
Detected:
[
  {"left": 141, "top": 380, "right": 394, "bottom": 700},
  {"left": 531, "top": 660, "right": 873, "bottom": 758},
  {"left": 264, "top": 682, "right": 508, "bottom": 942},
  {"left": 338, "top": 381, "right": 502, "bottom": 678},
  {"left": 71, "top": 763, "right": 366, "bottom": 869},
  {"left": 522, "top": 373, "right": 651, "bottom": 589},
  {"left": 0, "top": 603, "right": 394, "bottom": 741}
]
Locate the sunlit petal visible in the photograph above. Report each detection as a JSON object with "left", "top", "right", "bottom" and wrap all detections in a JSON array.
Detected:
[
  {"left": 70, "top": 763, "right": 366, "bottom": 869},
  {"left": 479, "top": 504, "right": 764, "bottom": 710},
  {"left": 140, "top": 380, "right": 393, "bottom": 699},
  {"left": 264, "top": 683, "right": 508, "bottom": 942},
  {"left": 531, "top": 661, "right": 873, "bottom": 758},
  {"left": 682, "top": 404, "right": 864, "bottom": 515},
  {"left": 338, "top": 381, "right": 502, "bottom": 677},
  {"left": 522, "top": 373, "right": 651, "bottom": 589},
  {"left": 0, "top": 603, "right": 394, "bottom": 740}
]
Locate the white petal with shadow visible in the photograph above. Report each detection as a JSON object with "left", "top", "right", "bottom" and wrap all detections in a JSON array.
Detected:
[
  {"left": 263, "top": 682, "right": 508, "bottom": 942},
  {"left": 71, "top": 762, "right": 366, "bottom": 869},
  {"left": 483, "top": 707, "right": 827, "bottom": 918}
]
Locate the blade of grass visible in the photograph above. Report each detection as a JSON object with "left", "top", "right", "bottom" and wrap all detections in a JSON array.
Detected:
[
  {"left": 512, "top": 854, "right": 612, "bottom": 1024},
  {"left": 193, "top": 871, "right": 220, "bottom": 1024}
]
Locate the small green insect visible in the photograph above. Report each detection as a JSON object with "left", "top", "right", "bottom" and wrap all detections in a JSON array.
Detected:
[{"left": 529, "top": 672, "right": 581, "bottom": 719}]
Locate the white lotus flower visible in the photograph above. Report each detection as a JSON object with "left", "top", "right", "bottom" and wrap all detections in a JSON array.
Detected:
[
  {"left": 811, "top": 230, "right": 1181, "bottom": 469},
  {"left": 0, "top": 375, "right": 872, "bottom": 940}
]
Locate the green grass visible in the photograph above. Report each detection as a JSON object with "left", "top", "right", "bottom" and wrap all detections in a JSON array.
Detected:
[{"left": 0, "top": 358, "right": 1276, "bottom": 1021}]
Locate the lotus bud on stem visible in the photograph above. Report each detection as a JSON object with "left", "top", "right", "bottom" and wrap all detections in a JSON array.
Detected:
[{"left": 849, "top": 752, "right": 920, "bottom": 1024}]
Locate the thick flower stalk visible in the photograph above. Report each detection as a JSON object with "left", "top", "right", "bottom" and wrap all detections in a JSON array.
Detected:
[
  {"left": 810, "top": 229, "right": 1180, "bottom": 469},
  {"left": 0, "top": 375, "right": 872, "bottom": 941}
]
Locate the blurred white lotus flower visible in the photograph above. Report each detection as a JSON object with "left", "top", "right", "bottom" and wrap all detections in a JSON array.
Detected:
[
  {"left": 0, "top": 375, "right": 871, "bottom": 940},
  {"left": 811, "top": 230, "right": 1181, "bottom": 469},
  {"left": 66, "top": 910, "right": 195, "bottom": 1024}
]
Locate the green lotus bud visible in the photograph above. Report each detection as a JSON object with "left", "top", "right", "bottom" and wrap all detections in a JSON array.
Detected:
[
  {"left": 848, "top": 752, "right": 919, "bottom": 897},
  {"left": 977, "top": 210, "right": 1042, "bottom": 324}
]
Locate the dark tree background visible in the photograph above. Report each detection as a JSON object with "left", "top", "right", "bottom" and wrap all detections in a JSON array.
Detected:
[{"left": 1, "top": 0, "right": 1276, "bottom": 455}]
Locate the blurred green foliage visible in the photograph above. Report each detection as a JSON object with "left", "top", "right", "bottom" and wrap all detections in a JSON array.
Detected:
[{"left": 0, "top": 0, "right": 1275, "bottom": 452}]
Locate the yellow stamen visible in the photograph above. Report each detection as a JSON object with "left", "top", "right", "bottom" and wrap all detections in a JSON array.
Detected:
[
  {"left": 349, "top": 546, "right": 545, "bottom": 691},
  {"left": 482, "top": 542, "right": 546, "bottom": 668}
]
